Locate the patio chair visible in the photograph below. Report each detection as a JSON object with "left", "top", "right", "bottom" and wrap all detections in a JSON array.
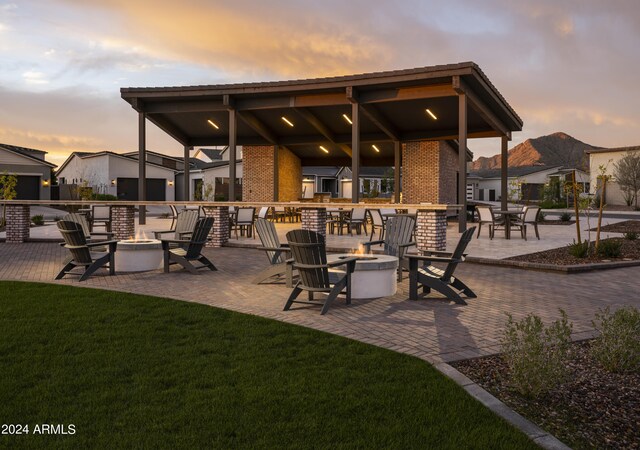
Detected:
[
  {"left": 273, "top": 206, "right": 289, "bottom": 223},
  {"left": 161, "top": 217, "right": 216, "bottom": 274},
  {"left": 231, "top": 207, "right": 256, "bottom": 239},
  {"left": 257, "top": 206, "right": 272, "bottom": 221},
  {"left": 253, "top": 218, "right": 294, "bottom": 287},
  {"left": 284, "top": 229, "right": 357, "bottom": 315},
  {"left": 513, "top": 206, "right": 541, "bottom": 240},
  {"left": 407, "top": 226, "right": 477, "bottom": 304},
  {"left": 153, "top": 209, "right": 199, "bottom": 241},
  {"left": 345, "top": 208, "right": 368, "bottom": 235},
  {"left": 363, "top": 214, "right": 415, "bottom": 281},
  {"left": 475, "top": 206, "right": 503, "bottom": 239},
  {"left": 55, "top": 220, "right": 117, "bottom": 282},
  {"left": 367, "top": 209, "right": 386, "bottom": 242},
  {"left": 91, "top": 205, "right": 112, "bottom": 232},
  {"left": 62, "top": 213, "right": 113, "bottom": 242},
  {"left": 168, "top": 204, "right": 179, "bottom": 230}
]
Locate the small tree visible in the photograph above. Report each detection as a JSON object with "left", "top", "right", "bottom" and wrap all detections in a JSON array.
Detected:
[
  {"left": 614, "top": 151, "right": 640, "bottom": 208},
  {"left": 0, "top": 172, "right": 18, "bottom": 227},
  {"left": 595, "top": 164, "right": 611, "bottom": 252}
]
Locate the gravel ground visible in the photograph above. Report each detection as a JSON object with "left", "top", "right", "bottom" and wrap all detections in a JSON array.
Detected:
[
  {"left": 453, "top": 340, "right": 640, "bottom": 450},
  {"left": 506, "top": 238, "right": 640, "bottom": 265},
  {"left": 591, "top": 220, "right": 640, "bottom": 233}
]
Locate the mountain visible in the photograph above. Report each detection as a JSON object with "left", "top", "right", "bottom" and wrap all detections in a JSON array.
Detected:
[{"left": 471, "top": 132, "right": 599, "bottom": 171}]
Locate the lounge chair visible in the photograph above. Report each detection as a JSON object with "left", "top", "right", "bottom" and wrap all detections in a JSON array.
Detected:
[
  {"left": 55, "top": 220, "right": 117, "bottom": 281},
  {"left": 363, "top": 214, "right": 415, "bottom": 281},
  {"left": 153, "top": 209, "right": 199, "bottom": 241},
  {"left": 62, "top": 213, "right": 113, "bottom": 242},
  {"left": 161, "top": 217, "right": 216, "bottom": 274},
  {"left": 284, "top": 229, "right": 357, "bottom": 315},
  {"left": 407, "top": 226, "right": 477, "bottom": 304},
  {"left": 253, "top": 218, "right": 294, "bottom": 287}
]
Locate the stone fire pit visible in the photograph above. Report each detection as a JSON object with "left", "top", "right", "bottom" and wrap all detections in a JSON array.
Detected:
[
  {"left": 115, "top": 239, "right": 163, "bottom": 272},
  {"left": 327, "top": 253, "right": 398, "bottom": 299}
]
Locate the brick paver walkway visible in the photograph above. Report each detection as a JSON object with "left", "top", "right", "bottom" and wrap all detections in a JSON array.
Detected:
[{"left": 1, "top": 242, "right": 638, "bottom": 363}]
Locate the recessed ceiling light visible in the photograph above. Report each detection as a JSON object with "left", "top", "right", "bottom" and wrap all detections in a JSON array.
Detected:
[
  {"left": 342, "top": 114, "right": 352, "bottom": 125},
  {"left": 320, "top": 145, "right": 329, "bottom": 154},
  {"left": 372, "top": 144, "right": 380, "bottom": 153},
  {"left": 426, "top": 109, "right": 438, "bottom": 120},
  {"left": 207, "top": 119, "right": 219, "bottom": 129},
  {"left": 281, "top": 116, "right": 294, "bottom": 127}
]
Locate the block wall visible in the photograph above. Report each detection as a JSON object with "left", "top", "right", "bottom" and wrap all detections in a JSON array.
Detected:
[
  {"left": 278, "top": 147, "right": 302, "bottom": 201},
  {"left": 242, "top": 145, "right": 275, "bottom": 202},
  {"left": 438, "top": 141, "right": 459, "bottom": 205}
]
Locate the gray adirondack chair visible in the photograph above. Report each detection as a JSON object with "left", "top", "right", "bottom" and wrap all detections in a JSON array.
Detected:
[
  {"left": 154, "top": 209, "right": 199, "bottom": 241},
  {"left": 253, "top": 218, "right": 294, "bottom": 287},
  {"left": 284, "top": 229, "right": 357, "bottom": 315},
  {"left": 407, "top": 226, "right": 477, "bottom": 304},
  {"left": 363, "top": 214, "right": 416, "bottom": 281},
  {"left": 55, "top": 220, "right": 117, "bottom": 281},
  {"left": 161, "top": 217, "right": 217, "bottom": 274},
  {"left": 63, "top": 213, "right": 113, "bottom": 241}
]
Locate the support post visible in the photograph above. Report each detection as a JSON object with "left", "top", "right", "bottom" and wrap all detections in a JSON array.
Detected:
[
  {"left": 228, "top": 109, "right": 237, "bottom": 202},
  {"left": 394, "top": 140, "right": 401, "bottom": 203},
  {"left": 138, "top": 112, "right": 146, "bottom": 224},
  {"left": 184, "top": 145, "right": 191, "bottom": 201},
  {"left": 301, "top": 208, "right": 326, "bottom": 237},
  {"left": 273, "top": 145, "right": 279, "bottom": 201},
  {"left": 111, "top": 205, "right": 135, "bottom": 240},
  {"left": 416, "top": 208, "right": 447, "bottom": 252},
  {"left": 351, "top": 102, "right": 360, "bottom": 203},
  {"left": 501, "top": 135, "right": 509, "bottom": 212},
  {"left": 203, "top": 206, "right": 229, "bottom": 247},
  {"left": 458, "top": 94, "right": 467, "bottom": 232},
  {"left": 5, "top": 205, "right": 30, "bottom": 243}
]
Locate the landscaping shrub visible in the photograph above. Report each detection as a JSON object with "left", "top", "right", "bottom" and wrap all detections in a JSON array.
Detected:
[
  {"left": 31, "top": 214, "right": 44, "bottom": 226},
  {"left": 568, "top": 239, "right": 590, "bottom": 258},
  {"left": 501, "top": 311, "right": 573, "bottom": 398},
  {"left": 597, "top": 239, "right": 622, "bottom": 258},
  {"left": 624, "top": 231, "right": 638, "bottom": 240},
  {"left": 91, "top": 193, "right": 118, "bottom": 201},
  {"left": 559, "top": 212, "right": 571, "bottom": 222},
  {"left": 591, "top": 306, "right": 640, "bottom": 373},
  {"left": 538, "top": 211, "right": 546, "bottom": 222}
]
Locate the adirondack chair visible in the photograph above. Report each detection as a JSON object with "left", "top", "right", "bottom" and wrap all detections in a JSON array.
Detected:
[
  {"left": 253, "top": 218, "right": 294, "bottom": 287},
  {"left": 55, "top": 220, "right": 117, "bottom": 282},
  {"left": 154, "top": 209, "right": 199, "bottom": 242},
  {"left": 161, "top": 217, "right": 217, "bottom": 274},
  {"left": 407, "top": 226, "right": 477, "bottom": 304},
  {"left": 362, "top": 214, "right": 416, "bottom": 281},
  {"left": 284, "top": 229, "right": 357, "bottom": 315},
  {"left": 62, "top": 213, "right": 113, "bottom": 241}
]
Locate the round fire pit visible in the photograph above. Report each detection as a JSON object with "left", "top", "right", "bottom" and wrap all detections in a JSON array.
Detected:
[
  {"left": 116, "top": 239, "right": 163, "bottom": 272},
  {"left": 327, "top": 253, "right": 398, "bottom": 299}
]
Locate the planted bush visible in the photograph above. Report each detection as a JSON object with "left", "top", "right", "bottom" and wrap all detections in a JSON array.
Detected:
[
  {"left": 501, "top": 310, "right": 573, "bottom": 398},
  {"left": 31, "top": 214, "right": 44, "bottom": 226},
  {"left": 624, "top": 231, "right": 638, "bottom": 241},
  {"left": 568, "top": 239, "right": 590, "bottom": 258},
  {"left": 559, "top": 212, "right": 572, "bottom": 222},
  {"left": 597, "top": 239, "right": 622, "bottom": 258},
  {"left": 591, "top": 306, "right": 640, "bottom": 373}
]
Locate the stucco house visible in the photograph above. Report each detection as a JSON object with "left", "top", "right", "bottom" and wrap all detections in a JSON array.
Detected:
[
  {"left": 0, "top": 143, "right": 56, "bottom": 200},
  {"left": 587, "top": 146, "right": 640, "bottom": 206}
]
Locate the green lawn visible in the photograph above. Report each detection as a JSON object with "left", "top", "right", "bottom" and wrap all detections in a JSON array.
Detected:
[{"left": 0, "top": 281, "right": 536, "bottom": 449}]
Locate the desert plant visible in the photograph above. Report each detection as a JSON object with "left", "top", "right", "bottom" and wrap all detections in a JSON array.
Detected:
[
  {"left": 568, "top": 239, "right": 590, "bottom": 258},
  {"left": 624, "top": 231, "right": 638, "bottom": 241},
  {"left": 91, "top": 193, "right": 118, "bottom": 201},
  {"left": 614, "top": 151, "right": 640, "bottom": 209},
  {"left": 596, "top": 239, "right": 622, "bottom": 258},
  {"left": 0, "top": 171, "right": 18, "bottom": 228},
  {"left": 537, "top": 211, "right": 546, "bottom": 222},
  {"left": 501, "top": 310, "right": 573, "bottom": 398},
  {"left": 591, "top": 306, "right": 640, "bottom": 373},
  {"left": 31, "top": 215, "right": 44, "bottom": 226},
  {"left": 559, "top": 212, "right": 571, "bottom": 222}
]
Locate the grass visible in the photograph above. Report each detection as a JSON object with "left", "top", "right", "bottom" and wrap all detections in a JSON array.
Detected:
[{"left": 0, "top": 281, "right": 536, "bottom": 449}]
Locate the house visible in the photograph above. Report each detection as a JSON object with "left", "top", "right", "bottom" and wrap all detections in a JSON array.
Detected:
[
  {"left": 0, "top": 143, "right": 57, "bottom": 200},
  {"left": 468, "top": 165, "right": 589, "bottom": 202},
  {"left": 587, "top": 146, "right": 640, "bottom": 206},
  {"left": 302, "top": 166, "right": 395, "bottom": 199},
  {"left": 56, "top": 151, "right": 178, "bottom": 201}
]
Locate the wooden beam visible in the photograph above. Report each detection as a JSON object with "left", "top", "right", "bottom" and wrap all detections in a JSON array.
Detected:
[
  {"left": 501, "top": 136, "right": 509, "bottom": 211},
  {"left": 138, "top": 112, "right": 146, "bottom": 225},
  {"left": 394, "top": 141, "right": 401, "bottom": 203},
  {"left": 184, "top": 145, "right": 191, "bottom": 201},
  {"left": 237, "top": 111, "right": 277, "bottom": 144},
  {"left": 453, "top": 76, "right": 511, "bottom": 138},
  {"left": 358, "top": 84, "right": 456, "bottom": 104},
  {"left": 352, "top": 102, "right": 360, "bottom": 203},
  {"left": 142, "top": 100, "right": 226, "bottom": 114},
  {"left": 293, "top": 108, "right": 352, "bottom": 158},
  {"left": 302, "top": 157, "right": 393, "bottom": 167},
  {"left": 361, "top": 104, "right": 400, "bottom": 141},
  {"left": 145, "top": 114, "right": 190, "bottom": 146},
  {"left": 228, "top": 109, "right": 237, "bottom": 202},
  {"left": 293, "top": 93, "right": 349, "bottom": 108},
  {"left": 458, "top": 93, "right": 467, "bottom": 232}
]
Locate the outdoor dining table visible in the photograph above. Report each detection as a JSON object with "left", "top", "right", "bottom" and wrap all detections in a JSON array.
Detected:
[{"left": 495, "top": 209, "right": 524, "bottom": 240}]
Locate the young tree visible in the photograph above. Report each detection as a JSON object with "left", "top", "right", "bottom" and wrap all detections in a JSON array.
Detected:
[
  {"left": 0, "top": 172, "right": 18, "bottom": 227},
  {"left": 614, "top": 151, "right": 640, "bottom": 208}
]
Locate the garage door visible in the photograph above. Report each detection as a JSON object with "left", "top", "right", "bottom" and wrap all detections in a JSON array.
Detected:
[
  {"left": 16, "top": 176, "right": 40, "bottom": 200},
  {"left": 117, "top": 178, "right": 166, "bottom": 201}
]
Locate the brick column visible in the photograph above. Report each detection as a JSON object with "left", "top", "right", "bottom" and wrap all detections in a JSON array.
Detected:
[
  {"left": 416, "top": 209, "right": 447, "bottom": 252},
  {"left": 203, "top": 206, "right": 228, "bottom": 247},
  {"left": 301, "top": 207, "right": 326, "bottom": 237},
  {"left": 5, "top": 205, "right": 30, "bottom": 243},
  {"left": 111, "top": 205, "right": 135, "bottom": 240}
]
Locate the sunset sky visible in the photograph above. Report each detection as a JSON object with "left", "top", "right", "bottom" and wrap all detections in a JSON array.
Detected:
[{"left": 1, "top": 0, "right": 639, "bottom": 167}]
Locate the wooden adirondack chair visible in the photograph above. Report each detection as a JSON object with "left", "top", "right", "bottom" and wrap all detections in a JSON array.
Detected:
[
  {"left": 62, "top": 213, "right": 113, "bottom": 241},
  {"left": 253, "top": 218, "right": 294, "bottom": 287},
  {"left": 154, "top": 209, "right": 199, "bottom": 241},
  {"left": 407, "top": 226, "right": 477, "bottom": 304},
  {"left": 363, "top": 214, "right": 416, "bottom": 281},
  {"left": 161, "top": 217, "right": 217, "bottom": 274},
  {"left": 284, "top": 229, "right": 357, "bottom": 315},
  {"left": 55, "top": 220, "right": 117, "bottom": 281}
]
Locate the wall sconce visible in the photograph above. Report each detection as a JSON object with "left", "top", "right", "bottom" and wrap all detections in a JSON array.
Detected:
[
  {"left": 168, "top": 180, "right": 174, "bottom": 187},
  {"left": 42, "top": 179, "right": 50, "bottom": 186},
  {"left": 111, "top": 179, "right": 116, "bottom": 186}
]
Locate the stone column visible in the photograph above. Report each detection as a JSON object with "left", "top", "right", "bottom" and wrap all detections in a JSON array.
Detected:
[
  {"left": 203, "top": 206, "right": 229, "bottom": 247},
  {"left": 301, "top": 207, "right": 326, "bottom": 237},
  {"left": 111, "top": 205, "right": 135, "bottom": 240},
  {"left": 5, "top": 205, "right": 30, "bottom": 243},
  {"left": 416, "top": 209, "right": 447, "bottom": 252}
]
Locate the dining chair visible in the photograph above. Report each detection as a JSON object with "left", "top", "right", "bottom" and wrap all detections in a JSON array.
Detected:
[{"left": 475, "top": 206, "right": 503, "bottom": 239}]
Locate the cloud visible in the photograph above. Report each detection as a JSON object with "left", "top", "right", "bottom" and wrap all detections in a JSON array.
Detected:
[{"left": 22, "top": 71, "right": 49, "bottom": 85}]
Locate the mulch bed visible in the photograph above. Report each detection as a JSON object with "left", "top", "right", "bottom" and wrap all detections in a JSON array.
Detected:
[
  {"left": 590, "top": 220, "right": 640, "bottom": 233},
  {"left": 453, "top": 340, "right": 640, "bottom": 449},
  {"left": 506, "top": 238, "right": 640, "bottom": 265},
  {"left": 539, "top": 219, "right": 575, "bottom": 225}
]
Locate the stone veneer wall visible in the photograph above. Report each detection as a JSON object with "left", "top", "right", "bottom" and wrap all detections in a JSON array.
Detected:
[
  {"left": 5, "top": 205, "right": 30, "bottom": 243},
  {"left": 242, "top": 145, "right": 275, "bottom": 202},
  {"left": 402, "top": 140, "right": 460, "bottom": 204},
  {"left": 111, "top": 205, "right": 135, "bottom": 240},
  {"left": 415, "top": 209, "right": 447, "bottom": 251},
  {"left": 301, "top": 208, "right": 326, "bottom": 237},
  {"left": 203, "top": 206, "right": 229, "bottom": 248},
  {"left": 277, "top": 147, "right": 301, "bottom": 201}
]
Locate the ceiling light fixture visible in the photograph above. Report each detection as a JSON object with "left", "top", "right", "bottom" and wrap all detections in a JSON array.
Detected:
[
  {"left": 426, "top": 109, "right": 438, "bottom": 120},
  {"left": 207, "top": 119, "right": 219, "bottom": 129},
  {"left": 342, "top": 114, "right": 352, "bottom": 125},
  {"left": 372, "top": 144, "right": 380, "bottom": 153},
  {"left": 281, "top": 116, "right": 294, "bottom": 127},
  {"left": 320, "top": 145, "right": 329, "bottom": 154}
]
